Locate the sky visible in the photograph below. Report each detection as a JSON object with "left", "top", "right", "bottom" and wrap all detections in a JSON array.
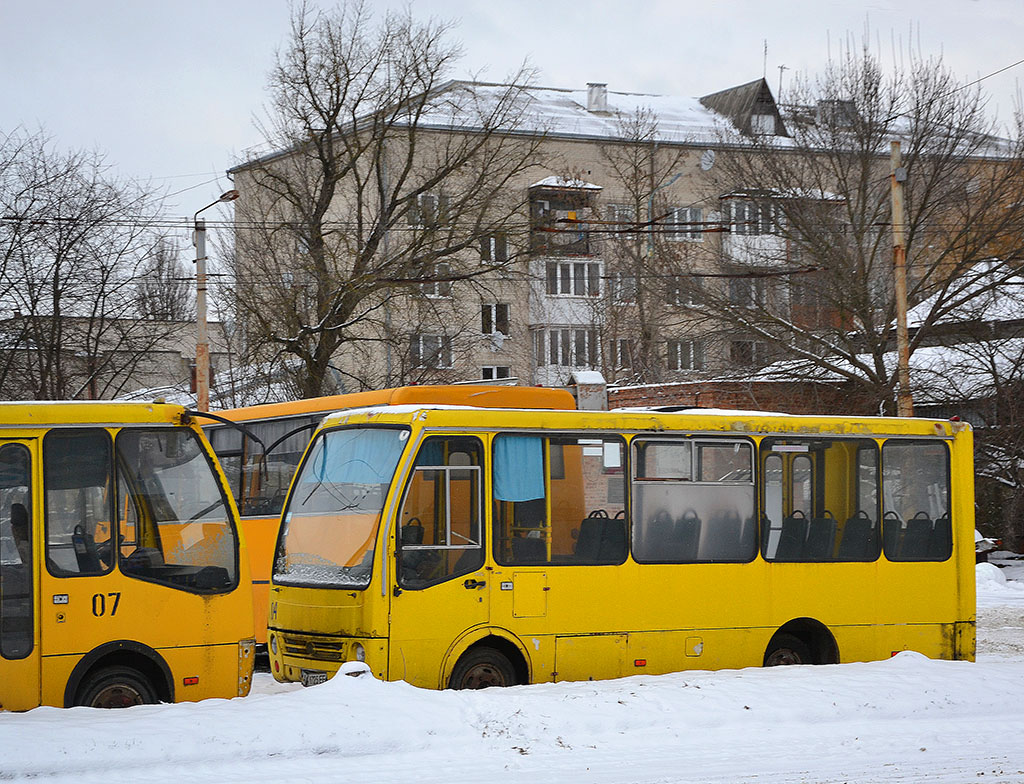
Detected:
[{"left": 4, "top": 0, "right": 1024, "bottom": 220}]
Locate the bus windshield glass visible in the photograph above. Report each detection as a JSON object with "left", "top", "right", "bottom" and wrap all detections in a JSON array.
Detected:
[{"left": 274, "top": 427, "right": 408, "bottom": 588}]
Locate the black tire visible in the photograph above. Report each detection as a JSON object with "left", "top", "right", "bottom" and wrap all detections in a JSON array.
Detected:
[
  {"left": 75, "top": 665, "right": 158, "bottom": 708},
  {"left": 763, "top": 633, "right": 812, "bottom": 667},
  {"left": 448, "top": 647, "right": 517, "bottom": 689}
]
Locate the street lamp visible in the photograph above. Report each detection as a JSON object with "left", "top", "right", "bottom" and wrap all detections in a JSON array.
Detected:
[{"left": 193, "top": 189, "right": 239, "bottom": 412}]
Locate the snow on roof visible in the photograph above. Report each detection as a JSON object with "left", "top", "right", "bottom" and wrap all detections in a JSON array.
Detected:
[
  {"left": 530, "top": 176, "right": 602, "bottom": 190},
  {"left": 570, "top": 370, "right": 606, "bottom": 384},
  {"left": 394, "top": 80, "right": 747, "bottom": 146},
  {"left": 908, "top": 260, "right": 1024, "bottom": 328}
]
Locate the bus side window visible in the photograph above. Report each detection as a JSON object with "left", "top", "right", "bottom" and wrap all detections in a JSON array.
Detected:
[
  {"left": 0, "top": 443, "right": 33, "bottom": 660},
  {"left": 43, "top": 429, "right": 114, "bottom": 576},
  {"left": 881, "top": 440, "right": 951, "bottom": 562},
  {"left": 397, "top": 437, "right": 483, "bottom": 589}
]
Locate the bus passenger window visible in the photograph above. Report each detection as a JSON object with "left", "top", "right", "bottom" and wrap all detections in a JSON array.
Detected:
[
  {"left": 882, "top": 441, "right": 951, "bottom": 562},
  {"left": 43, "top": 430, "right": 115, "bottom": 576},
  {"left": 492, "top": 434, "right": 626, "bottom": 566},
  {"left": 632, "top": 439, "right": 756, "bottom": 563},
  {"left": 398, "top": 437, "right": 483, "bottom": 588},
  {"left": 0, "top": 444, "right": 33, "bottom": 660},
  {"left": 761, "top": 438, "right": 881, "bottom": 562}
]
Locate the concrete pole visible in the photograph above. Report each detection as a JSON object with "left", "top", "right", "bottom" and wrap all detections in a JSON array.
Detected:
[
  {"left": 890, "top": 141, "right": 914, "bottom": 417},
  {"left": 193, "top": 218, "right": 211, "bottom": 412},
  {"left": 193, "top": 190, "right": 239, "bottom": 412}
]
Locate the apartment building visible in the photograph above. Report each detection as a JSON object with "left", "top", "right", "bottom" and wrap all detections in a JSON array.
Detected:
[{"left": 226, "top": 77, "right": 944, "bottom": 391}]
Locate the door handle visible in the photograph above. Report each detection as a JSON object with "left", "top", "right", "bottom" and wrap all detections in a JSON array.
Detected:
[{"left": 463, "top": 578, "right": 486, "bottom": 589}]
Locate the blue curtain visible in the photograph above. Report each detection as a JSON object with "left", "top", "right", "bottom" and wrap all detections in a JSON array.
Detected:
[
  {"left": 493, "top": 435, "right": 545, "bottom": 502},
  {"left": 305, "top": 429, "right": 407, "bottom": 485}
]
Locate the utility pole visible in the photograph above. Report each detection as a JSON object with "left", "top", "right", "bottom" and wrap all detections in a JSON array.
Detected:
[
  {"left": 890, "top": 141, "right": 914, "bottom": 417},
  {"left": 193, "top": 189, "right": 239, "bottom": 412}
]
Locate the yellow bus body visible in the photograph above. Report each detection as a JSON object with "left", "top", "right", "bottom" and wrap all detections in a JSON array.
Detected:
[
  {"left": 208, "top": 386, "right": 575, "bottom": 644},
  {"left": 0, "top": 401, "right": 255, "bottom": 711},
  {"left": 267, "top": 405, "right": 975, "bottom": 689}
]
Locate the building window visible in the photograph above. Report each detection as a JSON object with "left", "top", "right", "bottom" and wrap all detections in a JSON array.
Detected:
[
  {"left": 667, "top": 276, "right": 701, "bottom": 306},
  {"left": 729, "top": 339, "right": 769, "bottom": 367},
  {"left": 481, "top": 366, "right": 511, "bottom": 381},
  {"left": 480, "top": 233, "right": 508, "bottom": 264},
  {"left": 534, "top": 327, "right": 599, "bottom": 368},
  {"left": 481, "top": 303, "right": 510, "bottom": 336},
  {"left": 546, "top": 262, "right": 600, "bottom": 297},
  {"left": 614, "top": 338, "right": 637, "bottom": 369},
  {"left": 421, "top": 263, "right": 452, "bottom": 298},
  {"left": 667, "top": 339, "right": 704, "bottom": 371},
  {"left": 409, "top": 193, "right": 449, "bottom": 227},
  {"left": 665, "top": 207, "right": 703, "bottom": 241},
  {"left": 411, "top": 334, "right": 453, "bottom": 369},
  {"left": 725, "top": 199, "right": 778, "bottom": 235},
  {"left": 606, "top": 203, "right": 638, "bottom": 237},
  {"left": 751, "top": 113, "right": 776, "bottom": 135},
  {"left": 728, "top": 276, "right": 767, "bottom": 308},
  {"left": 609, "top": 270, "right": 637, "bottom": 303}
]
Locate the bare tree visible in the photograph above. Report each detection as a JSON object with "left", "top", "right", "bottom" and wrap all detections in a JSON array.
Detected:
[
  {"left": 594, "top": 109, "right": 711, "bottom": 384},
  {"left": 230, "top": 1, "right": 543, "bottom": 397},
  {"left": 689, "top": 41, "right": 1024, "bottom": 412},
  {"left": 137, "top": 238, "right": 194, "bottom": 321},
  {"left": 0, "top": 129, "right": 172, "bottom": 399}
]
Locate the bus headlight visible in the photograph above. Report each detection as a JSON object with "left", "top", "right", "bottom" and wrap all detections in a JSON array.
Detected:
[
  {"left": 269, "top": 634, "right": 278, "bottom": 655},
  {"left": 353, "top": 643, "right": 366, "bottom": 662}
]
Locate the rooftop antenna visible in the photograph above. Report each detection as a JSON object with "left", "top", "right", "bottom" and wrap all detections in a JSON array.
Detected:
[
  {"left": 777, "top": 64, "right": 789, "bottom": 102},
  {"left": 763, "top": 40, "right": 768, "bottom": 78}
]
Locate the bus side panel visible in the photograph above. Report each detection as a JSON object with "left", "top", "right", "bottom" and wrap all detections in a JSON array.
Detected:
[
  {"left": 40, "top": 641, "right": 244, "bottom": 707},
  {"left": 38, "top": 572, "right": 252, "bottom": 705},
  {"left": 243, "top": 516, "right": 282, "bottom": 645}
]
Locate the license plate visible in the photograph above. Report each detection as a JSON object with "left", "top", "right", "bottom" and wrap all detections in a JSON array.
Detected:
[{"left": 300, "top": 668, "right": 328, "bottom": 687}]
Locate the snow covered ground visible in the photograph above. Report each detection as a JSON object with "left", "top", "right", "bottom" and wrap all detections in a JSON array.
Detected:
[{"left": 3, "top": 564, "right": 1024, "bottom": 783}]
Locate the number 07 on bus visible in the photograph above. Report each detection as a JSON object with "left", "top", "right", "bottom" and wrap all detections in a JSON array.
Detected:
[{"left": 266, "top": 394, "right": 975, "bottom": 690}]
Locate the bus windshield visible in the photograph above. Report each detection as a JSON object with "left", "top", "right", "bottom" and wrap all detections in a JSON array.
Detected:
[{"left": 274, "top": 427, "right": 408, "bottom": 588}]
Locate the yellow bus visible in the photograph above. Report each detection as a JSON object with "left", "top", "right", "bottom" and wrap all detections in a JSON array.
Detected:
[
  {"left": 204, "top": 385, "right": 576, "bottom": 645},
  {"left": 266, "top": 399, "right": 975, "bottom": 689},
  {"left": 0, "top": 401, "right": 255, "bottom": 710}
]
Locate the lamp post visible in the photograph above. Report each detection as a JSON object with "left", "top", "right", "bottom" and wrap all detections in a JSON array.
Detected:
[{"left": 193, "top": 189, "right": 239, "bottom": 412}]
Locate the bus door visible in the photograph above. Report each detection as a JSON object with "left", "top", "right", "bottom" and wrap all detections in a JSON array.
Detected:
[
  {"left": 0, "top": 438, "right": 40, "bottom": 711},
  {"left": 389, "top": 435, "right": 488, "bottom": 688}
]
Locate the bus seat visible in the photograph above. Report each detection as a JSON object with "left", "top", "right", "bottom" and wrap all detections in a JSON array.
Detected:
[
  {"left": 837, "top": 511, "right": 875, "bottom": 560},
  {"left": 899, "top": 513, "right": 934, "bottom": 560},
  {"left": 575, "top": 512, "right": 626, "bottom": 563},
  {"left": 71, "top": 524, "right": 102, "bottom": 573},
  {"left": 701, "top": 509, "right": 744, "bottom": 561},
  {"left": 804, "top": 512, "right": 838, "bottom": 561},
  {"left": 512, "top": 537, "right": 547, "bottom": 563},
  {"left": 600, "top": 514, "right": 627, "bottom": 562},
  {"left": 882, "top": 512, "right": 903, "bottom": 558},
  {"left": 928, "top": 515, "right": 953, "bottom": 560},
  {"left": 671, "top": 511, "right": 702, "bottom": 561},
  {"left": 774, "top": 512, "right": 808, "bottom": 561}
]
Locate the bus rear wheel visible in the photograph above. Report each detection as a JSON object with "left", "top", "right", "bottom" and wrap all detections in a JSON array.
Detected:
[
  {"left": 763, "top": 633, "right": 812, "bottom": 667},
  {"left": 449, "top": 648, "right": 516, "bottom": 689},
  {"left": 76, "top": 666, "right": 158, "bottom": 708}
]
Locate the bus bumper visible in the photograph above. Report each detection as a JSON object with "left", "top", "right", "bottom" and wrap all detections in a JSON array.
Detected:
[{"left": 267, "top": 629, "right": 388, "bottom": 683}]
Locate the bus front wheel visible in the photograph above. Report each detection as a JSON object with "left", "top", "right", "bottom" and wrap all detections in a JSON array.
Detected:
[
  {"left": 763, "top": 633, "right": 812, "bottom": 667},
  {"left": 448, "top": 648, "right": 516, "bottom": 689},
  {"left": 76, "top": 666, "right": 158, "bottom": 708}
]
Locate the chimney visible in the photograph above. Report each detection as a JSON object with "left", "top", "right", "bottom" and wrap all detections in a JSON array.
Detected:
[{"left": 587, "top": 83, "right": 608, "bottom": 113}]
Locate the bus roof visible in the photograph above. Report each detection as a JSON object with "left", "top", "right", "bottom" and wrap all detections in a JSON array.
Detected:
[
  {"left": 210, "top": 385, "right": 576, "bottom": 423},
  {"left": 320, "top": 404, "right": 966, "bottom": 439},
  {"left": 0, "top": 400, "right": 188, "bottom": 427}
]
